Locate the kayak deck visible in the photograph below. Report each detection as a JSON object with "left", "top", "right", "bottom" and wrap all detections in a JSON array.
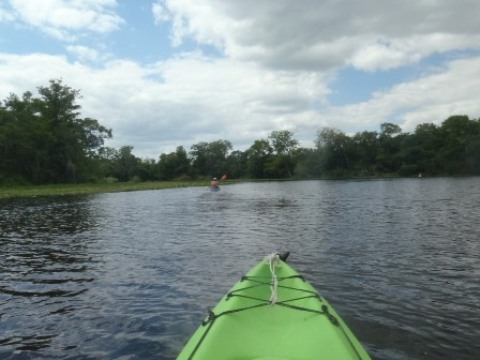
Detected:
[{"left": 178, "top": 255, "right": 371, "bottom": 360}]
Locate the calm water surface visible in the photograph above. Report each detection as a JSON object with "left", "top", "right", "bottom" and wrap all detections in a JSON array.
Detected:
[{"left": 1, "top": 178, "right": 479, "bottom": 359}]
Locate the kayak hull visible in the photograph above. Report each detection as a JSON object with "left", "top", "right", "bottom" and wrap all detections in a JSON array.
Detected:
[{"left": 177, "top": 256, "right": 371, "bottom": 360}]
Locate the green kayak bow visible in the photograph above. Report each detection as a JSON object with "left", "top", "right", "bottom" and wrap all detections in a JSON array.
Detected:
[{"left": 178, "top": 253, "right": 371, "bottom": 360}]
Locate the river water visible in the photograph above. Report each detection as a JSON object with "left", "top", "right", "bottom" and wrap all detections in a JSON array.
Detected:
[{"left": 1, "top": 178, "right": 479, "bottom": 360}]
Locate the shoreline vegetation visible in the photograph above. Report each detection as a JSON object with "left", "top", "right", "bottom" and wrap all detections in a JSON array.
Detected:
[
  {"left": 2, "top": 81, "right": 480, "bottom": 191},
  {"left": 1, "top": 175, "right": 472, "bottom": 199},
  {"left": 0, "top": 177, "right": 366, "bottom": 199},
  {"left": 0, "top": 180, "right": 224, "bottom": 199},
  {"left": 0, "top": 178, "right": 317, "bottom": 199}
]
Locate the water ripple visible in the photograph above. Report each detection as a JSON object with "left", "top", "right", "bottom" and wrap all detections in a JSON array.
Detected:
[{"left": 1, "top": 179, "right": 480, "bottom": 359}]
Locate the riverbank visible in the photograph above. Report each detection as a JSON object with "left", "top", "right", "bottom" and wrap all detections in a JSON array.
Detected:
[
  {"left": 0, "top": 175, "right": 440, "bottom": 198},
  {"left": 0, "top": 180, "right": 225, "bottom": 198}
]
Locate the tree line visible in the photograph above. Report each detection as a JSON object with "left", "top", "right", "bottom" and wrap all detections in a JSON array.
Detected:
[{"left": 1, "top": 80, "right": 479, "bottom": 185}]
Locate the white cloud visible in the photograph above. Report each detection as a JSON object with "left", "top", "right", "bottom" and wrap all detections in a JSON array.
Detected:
[
  {"left": 2, "top": 1, "right": 480, "bottom": 158},
  {"left": 153, "top": 0, "right": 233, "bottom": 48},
  {"left": 152, "top": 2, "right": 170, "bottom": 24},
  {"left": 8, "top": 0, "right": 124, "bottom": 41},
  {"left": 1, "top": 51, "right": 479, "bottom": 158},
  {"left": 156, "top": 0, "right": 480, "bottom": 71},
  {"left": 66, "top": 45, "right": 101, "bottom": 62},
  {"left": 350, "top": 34, "right": 480, "bottom": 71},
  {"left": 0, "top": 52, "right": 329, "bottom": 156},
  {"left": 319, "top": 57, "right": 480, "bottom": 134},
  {"left": 0, "top": 3, "right": 14, "bottom": 22}
]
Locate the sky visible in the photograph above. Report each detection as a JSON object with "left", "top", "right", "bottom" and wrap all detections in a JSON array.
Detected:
[{"left": 1, "top": 0, "right": 480, "bottom": 159}]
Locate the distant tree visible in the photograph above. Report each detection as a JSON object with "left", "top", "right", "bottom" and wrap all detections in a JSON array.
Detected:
[
  {"left": 268, "top": 130, "right": 299, "bottom": 156},
  {"left": 0, "top": 79, "right": 112, "bottom": 184},
  {"left": 267, "top": 130, "right": 299, "bottom": 177},
  {"left": 352, "top": 131, "right": 378, "bottom": 175},
  {"left": 173, "top": 145, "right": 191, "bottom": 178},
  {"left": 97, "top": 146, "right": 118, "bottom": 178},
  {"left": 130, "top": 158, "right": 155, "bottom": 181},
  {"left": 466, "top": 134, "right": 480, "bottom": 174},
  {"left": 225, "top": 150, "right": 248, "bottom": 178},
  {"left": 400, "top": 123, "right": 439, "bottom": 175},
  {"left": 438, "top": 115, "right": 480, "bottom": 174},
  {"left": 292, "top": 147, "right": 317, "bottom": 178},
  {"left": 190, "top": 140, "right": 232, "bottom": 177},
  {"left": 157, "top": 146, "right": 191, "bottom": 180},
  {"left": 315, "top": 128, "right": 353, "bottom": 173},
  {"left": 0, "top": 92, "right": 46, "bottom": 183},
  {"left": 380, "top": 123, "right": 401, "bottom": 137},
  {"left": 112, "top": 145, "right": 140, "bottom": 181},
  {"left": 246, "top": 139, "right": 272, "bottom": 178},
  {"left": 376, "top": 122, "right": 403, "bottom": 173}
]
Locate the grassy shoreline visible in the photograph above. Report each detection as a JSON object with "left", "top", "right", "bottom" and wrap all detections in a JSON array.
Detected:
[
  {"left": 0, "top": 180, "right": 220, "bottom": 198},
  {"left": 0, "top": 175, "right": 459, "bottom": 198}
]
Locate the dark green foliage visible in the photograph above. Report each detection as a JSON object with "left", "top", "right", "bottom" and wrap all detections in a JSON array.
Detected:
[
  {"left": 436, "top": 115, "right": 479, "bottom": 174},
  {"left": 267, "top": 130, "right": 299, "bottom": 177},
  {"left": 246, "top": 139, "right": 272, "bottom": 178},
  {"left": 352, "top": 131, "right": 378, "bottom": 175},
  {"left": 1, "top": 80, "right": 478, "bottom": 184},
  {"left": 157, "top": 146, "right": 191, "bottom": 180},
  {"left": 310, "top": 116, "right": 480, "bottom": 178},
  {"left": 0, "top": 80, "right": 112, "bottom": 184},
  {"left": 225, "top": 150, "right": 248, "bottom": 179},
  {"left": 189, "top": 140, "right": 232, "bottom": 178},
  {"left": 110, "top": 146, "right": 140, "bottom": 182}
]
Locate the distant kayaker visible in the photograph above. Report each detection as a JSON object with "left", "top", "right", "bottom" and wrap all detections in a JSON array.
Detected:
[{"left": 209, "top": 177, "right": 219, "bottom": 190}]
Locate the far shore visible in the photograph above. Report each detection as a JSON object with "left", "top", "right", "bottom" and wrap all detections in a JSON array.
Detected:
[
  {"left": 0, "top": 180, "right": 222, "bottom": 198},
  {"left": 1, "top": 175, "right": 464, "bottom": 198}
]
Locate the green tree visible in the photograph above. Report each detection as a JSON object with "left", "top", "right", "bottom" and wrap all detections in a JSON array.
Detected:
[
  {"left": 246, "top": 139, "right": 272, "bottom": 178},
  {"left": 157, "top": 146, "right": 191, "bottom": 180},
  {"left": 0, "top": 92, "right": 46, "bottom": 183},
  {"left": 352, "top": 131, "right": 378, "bottom": 175},
  {"left": 376, "top": 122, "right": 403, "bottom": 173},
  {"left": 267, "top": 130, "right": 299, "bottom": 177},
  {"left": 268, "top": 130, "right": 298, "bottom": 156},
  {"left": 136, "top": 158, "right": 158, "bottom": 181},
  {"left": 315, "top": 128, "right": 353, "bottom": 174},
  {"left": 0, "top": 80, "right": 112, "bottom": 184},
  {"left": 292, "top": 147, "right": 319, "bottom": 178},
  {"left": 97, "top": 146, "right": 118, "bottom": 179},
  {"left": 37, "top": 80, "right": 83, "bottom": 182},
  {"left": 466, "top": 135, "right": 480, "bottom": 175},
  {"left": 112, "top": 145, "right": 140, "bottom": 182},
  {"left": 401, "top": 123, "right": 439, "bottom": 175},
  {"left": 225, "top": 150, "right": 248, "bottom": 178},
  {"left": 190, "top": 140, "right": 232, "bottom": 177},
  {"left": 437, "top": 115, "right": 479, "bottom": 174}
]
